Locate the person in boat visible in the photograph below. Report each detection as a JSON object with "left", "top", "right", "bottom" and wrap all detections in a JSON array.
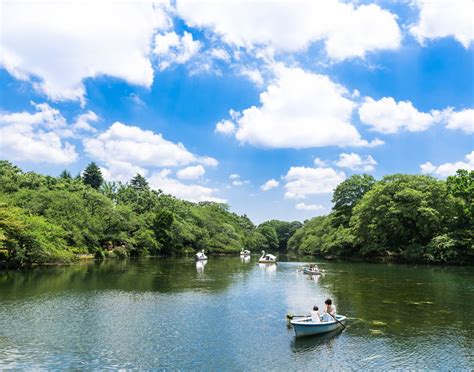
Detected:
[
  {"left": 311, "top": 305, "right": 321, "bottom": 323},
  {"left": 322, "top": 298, "right": 336, "bottom": 322}
]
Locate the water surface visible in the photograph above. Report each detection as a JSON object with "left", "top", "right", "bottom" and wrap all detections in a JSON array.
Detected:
[{"left": 0, "top": 257, "right": 472, "bottom": 369}]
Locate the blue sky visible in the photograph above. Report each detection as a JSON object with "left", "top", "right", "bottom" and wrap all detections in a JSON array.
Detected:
[{"left": 0, "top": 0, "right": 473, "bottom": 223}]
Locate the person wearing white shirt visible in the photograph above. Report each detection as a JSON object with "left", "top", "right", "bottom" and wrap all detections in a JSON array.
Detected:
[{"left": 311, "top": 305, "right": 321, "bottom": 323}]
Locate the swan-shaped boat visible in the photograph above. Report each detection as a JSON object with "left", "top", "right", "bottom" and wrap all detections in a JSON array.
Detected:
[
  {"left": 195, "top": 249, "right": 207, "bottom": 261},
  {"left": 290, "top": 315, "right": 347, "bottom": 337},
  {"left": 258, "top": 250, "right": 277, "bottom": 263},
  {"left": 240, "top": 249, "right": 251, "bottom": 257}
]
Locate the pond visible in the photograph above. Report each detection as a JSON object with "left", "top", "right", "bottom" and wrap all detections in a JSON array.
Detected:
[{"left": 0, "top": 257, "right": 472, "bottom": 369}]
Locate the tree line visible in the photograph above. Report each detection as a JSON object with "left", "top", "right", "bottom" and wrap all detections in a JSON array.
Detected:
[
  {"left": 0, "top": 161, "right": 299, "bottom": 268},
  {"left": 288, "top": 171, "right": 473, "bottom": 264},
  {"left": 0, "top": 161, "right": 472, "bottom": 267}
]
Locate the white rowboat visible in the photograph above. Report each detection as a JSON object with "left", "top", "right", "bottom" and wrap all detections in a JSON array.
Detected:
[{"left": 290, "top": 315, "right": 347, "bottom": 337}]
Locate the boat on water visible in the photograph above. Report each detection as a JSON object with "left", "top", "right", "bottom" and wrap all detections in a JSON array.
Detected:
[
  {"left": 240, "top": 249, "right": 251, "bottom": 257},
  {"left": 303, "top": 267, "right": 321, "bottom": 275},
  {"left": 290, "top": 315, "right": 347, "bottom": 337},
  {"left": 258, "top": 250, "right": 277, "bottom": 263},
  {"left": 195, "top": 249, "right": 207, "bottom": 261}
]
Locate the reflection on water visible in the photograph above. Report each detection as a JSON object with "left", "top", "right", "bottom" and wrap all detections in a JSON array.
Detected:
[
  {"left": 240, "top": 256, "right": 251, "bottom": 264},
  {"left": 195, "top": 260, "right": 207, "bottom": 273},
  {"left": 0, "top": 257, "right": 472, "bottom": 369}
]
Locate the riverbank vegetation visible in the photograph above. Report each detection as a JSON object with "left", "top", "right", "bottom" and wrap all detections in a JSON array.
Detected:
[
  {"left": 0, "top": 161, "right": 298, "bottom": 268},
  {"left": 288, "top": 171, "right": 473, "bottom": 264},
  {"left": 0, "top": 161, "right": 472, "bottom": 267}
]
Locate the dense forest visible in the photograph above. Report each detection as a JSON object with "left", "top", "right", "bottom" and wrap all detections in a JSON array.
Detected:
[
  {"left": 289, "top": 171, "right": 473, "bottom": 264},
  {"left": 0, "top": 161, "right": 300, "bottom": 268},
  {"left": 0, "top": 160, "right": 472, "bottom": 267}
]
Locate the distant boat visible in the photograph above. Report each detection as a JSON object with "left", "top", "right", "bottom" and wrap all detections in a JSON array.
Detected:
[
  {"left": 195, "top": 249, "right": 207, "bottom": 261},
  {"left": 290, "top": 315, "right": 347, "bottom": 337},
  {"left": 303, "top": 267, "right": 321, "bottom": 275},
  {"left": 258, "top": 250, "right": 277, "bottom": 263},
  {"left": 240, "top": 249, "right": 251, "bottom": 257}
]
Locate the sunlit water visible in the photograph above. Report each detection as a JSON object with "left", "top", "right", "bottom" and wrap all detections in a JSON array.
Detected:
[{"left": 0, "top": 257, "right": 473, "bottom": 369}]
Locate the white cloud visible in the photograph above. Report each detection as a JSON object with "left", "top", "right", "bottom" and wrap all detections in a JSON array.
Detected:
[
  {"left": 260, "top": 179, "right": 279, "bottom": 191},
  {"left": 100, "top": 160, "right": 148, "bottom": 183},
  {"left": 410, "top": 0, "right": 474, "bottom": 48},
  {"left": 335, "top": 153, "right": 377, "bottom": 172},
  {"left": 420, "top": 151, "right": 474, "bottom": 178},
  {"left": 149, "top": 169, "right": 225, "bottom": 203},
  {"left": 295, "top": 202, "right": 325, "bottom": 211},
  {"left": 240, "top": 67, "right": 264, "bottom": 86},
  {"left": 229, "top": 174, "right": 240, "bottom": 180},
  {"left": 443, "top": 108, "right": 474, "bottom": 134},
  {"left": 198, "top": 156, "right": 219, "bottom": 167},
  {"left": 0, "top": 0, "right": 171, "bottom": 102},
  {"left": 176, "top": 165, "right": 205, "bottom": 180},
  {"left": 210, "top": 48, "right": 230, "bottom": 62},
  {"left": 0, "top": 102, "right": 77, "bottom": 164},
  {"left": 359, "top": 97, "right": 441, "bottom": 134},
  {"left": 284, "top": 166, "right": 345, "bottom": 199},
  {"left": 215, "top": 120, "right": 236, "bottom": 135},
  {"left": 73, "top": 111, "right": 99, "bottom": 133},
  {"left": 153, "top": 31, "right": 201, "bottom": 70},
  {"left": 314, "top": 157, "right": 327, "bottom": 167},
  {"left": 229, "top": 65, "right": 380, "bottom": 149},
  {"left": 176, "top": 0, "right": 400, "bottom": 60},
  {"left": 83, "top": 122, "right": 197, "bottom": 168}
]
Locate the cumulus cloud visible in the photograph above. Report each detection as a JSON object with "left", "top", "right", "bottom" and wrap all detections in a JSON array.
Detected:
[
  {"left": 83, "top": 122, "right": 197, "bottom": 168},
  {"left": 215, "top": 120, "right": 235, "bottom": 135},
  {"left": 410, "top": 0, "right": 474, "bottom": 48},
  {"left": 260, "top": 179, "right": 279, "bottom": 191},
  {"left": 314, "top": 158, "right": 328, "bottom": 167},
  {"left": 420, "top": 151, "right": 474, "bottom": 177},
  {"left": 176, "top": 0, "right": 400, "bottom": 60},
  {"left": 240, "top": 67, "right": 264, "bottom": 86},
  {"left": 153, "top": 31, "right": 201, "bottom": 70},
  {"left": 229, "top": 174, "right": 240, "bottom": 180},
  {"left": 149, "top": 169, "right": 225, "bottom": 203},
  {"left": 335, "top": 153, "right": 377, "bottom": 172},
  {"left": 284, "top": 166, "right": 345, "bottom": 199},
  {"left": 72, "top": 111, "right": 99, "bottom": 133},
  {"left": 228, "top": 65, "right": 380, "bottom": 149},
  {"left": 359, "top": 97, "right": 441, "bottom": 134},
  {"left": 0, "top": 102, "right": 78, "bottom": 164},
  {"left": 100, "top": 160, "right": 148, "bottom": 183},
  {"left": 176, "top": 165, "right": 205, "bottom": 180},
  {"left": 359, "top": 97, "right": 474, "bottom": 135},
  {"left": 443, "top": 108, "right": 474, "bottom": 134},
  {"left": 295, "top": 202, "right": 325, "bottom": 211},
  {"left": 0, "top": 0, "right": 171, "bottom": 102}
]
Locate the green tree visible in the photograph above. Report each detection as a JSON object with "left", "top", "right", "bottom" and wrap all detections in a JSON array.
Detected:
[
  {"left": 350, "top": 174, "right": 457, "bottom": 260},
  {"left": 332, "top": 174, "right": 375, "bottom": 227},
  {"left": 130, "top": 173, "right": 149, "bottom": 190},
  {"left": 59, "top": 170, "right": 72, "bottom": 180},
  {"left": 82, "top": 162, "right": 104, "bottom": 189}
]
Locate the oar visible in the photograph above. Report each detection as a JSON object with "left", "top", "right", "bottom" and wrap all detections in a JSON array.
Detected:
[
  {"left": 328, "top": 312, "right": 346, "bottom": 330},
  {"left": 286, "top": 314, "right": 309, "bottom": 320}
]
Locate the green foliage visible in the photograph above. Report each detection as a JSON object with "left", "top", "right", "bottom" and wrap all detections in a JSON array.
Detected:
[
  {"left": 82, "top": 162, "right": 104, "bottom": 189},
  {"left": 332, "top": 174, "right": 375, "bottom": 227},
  {"left": 289, "top": 171, "right": 473, "bottom": 264},
  {"left": 259, "top": 220, "right": 302, "bottom": 251}
]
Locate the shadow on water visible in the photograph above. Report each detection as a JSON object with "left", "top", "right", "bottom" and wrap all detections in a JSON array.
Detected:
[{"left": 290, "top": 328, "right": 344, "bottom": 354}]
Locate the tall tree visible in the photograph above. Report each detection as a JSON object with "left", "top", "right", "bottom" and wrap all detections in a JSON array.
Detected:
[
  {"left": 59, "top": 170, "right": 72, "bottom": 180},
  {"left": 130, "top": 173, "right": 149, "bottom": 190},
  {"left": 332, "top": 174, "right": 376, "bottom": 227},
  {"left": 82, "top": 162, "right": 104, "bottom": 190}
]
